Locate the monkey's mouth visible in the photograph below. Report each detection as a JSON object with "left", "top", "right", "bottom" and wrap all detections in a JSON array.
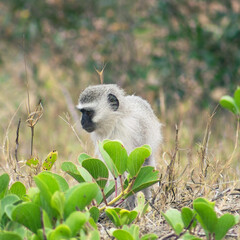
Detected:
[{"left": 82, "top": 125, "right": 96, "bottom": 133}]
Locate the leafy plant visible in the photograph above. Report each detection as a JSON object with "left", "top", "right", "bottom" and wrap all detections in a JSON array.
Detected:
[
  {"left": 61, "top": 140, "right": 160, "bottom": 209},
  {"left": 161, "top": 197, "right": 239, "bottom": 240},
  {"left": 220, "top": 87, "right": 240, "bottom": 115},
  {"left": 111, "top": 224, "right": 158, "bottom": 240}
]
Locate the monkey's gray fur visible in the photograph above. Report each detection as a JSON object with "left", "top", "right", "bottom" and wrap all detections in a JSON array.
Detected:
[{"left": 77, "top": 84, "right": 162, "bottom": 205}]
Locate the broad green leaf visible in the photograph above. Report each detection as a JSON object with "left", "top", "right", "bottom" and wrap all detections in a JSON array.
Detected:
[
  {"left": 51, "top": 191, "right": 65, "bottom": 219},
  {"left": 193, "top": 197, "right": 215, "bottom": 209},
  {"left": 78, "top": 153, "right": 91, "bottom": 163},
  {"left": 103, "top": 140, "right": 128, "bottom": 175},
  {"left": 122, "top": 224, "right": 139, "bottom": 238},
  {"left": 161, "top": 208, "right": 184, "bottom": 235},
  {"left": 119, "top": 209, "right": 138, "bottom": 225},
  {"left": 112, "top": 229, "right": 134, "bottom": 240},
  {"left": 99, "top": 140, "right": 119, "bottom": 178},
  {"left": 181, "top": 232, "right": 202, "bottom": 239},
  {"left": 181, "top": 207, "right": 197, "bottom": 229},
  {"left": 105, "top": 207, "right": 121, "bottom": 227},
  {"left": 0, "top": 194, "right": 20, "bottom": 219},
  {"left": 220, "top": 96, "right": 239, "bottom": 114},
  {"left": 65, "top": 211, "right": 88, "bottom": 236},
  {"left": 61, "top": 161, "right": 85, "bottom": 183},
  {"left": 134, "top": 192, "right": 150, "bottom": 217},
  {"left": 36, "top": 172, "right": 60, "bottom": 194},
  {"left": 9, "top": 182, "right": 26, "bottom": 199},
  {"left": 48, "top": 224, "right": 71, "bottom": 240},
  {"left": 26, "top": 157, "right": 39, "bottom": 167},
  {"left": 42, "top": 150, "right": 58, "bottom": 171},
  {"left": 141, "top": 234, "right": 158, "bottom": 240},
  {"left": 215, "top": 213, "right": 238, "bottom": 240},
  {"left": 82, "top": 158, "right": 109, "bottom": 189},
  {"left": 234, "top": 87, "right": 240, "bottom": 109},
  {"left": 0, "top": 231, "right": 22, "bottom": 240},
  {"left": 64, "top": 182, "right": 98, "bottom": 218},
  {"left": 89, "top": 206, "right": 100, "bottom": 223},
  {"left": 34, "top": 174, "right": 58, "bottom": 219},
  {"left": 193, "top": 202, "right": 217, "bottom": 233},
  {"left": 12, "top": 202, "right": 42, "bottom": 234},
  {"left": 126, "top": 166, "right": 159, "bottom": 197},
  {"left": 0, "top": 173, "right": 10, "bottom": 199},
  {"left": 127, "top": 146, "right": 152, "bottom": 177},
  {"left": 41, "top": 171, "right": 69, "bottom": 191}
]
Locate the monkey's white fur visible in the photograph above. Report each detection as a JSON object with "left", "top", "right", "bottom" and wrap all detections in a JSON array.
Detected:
[{"left": 77, "top": 84, "right": 162, "bottom": 167}]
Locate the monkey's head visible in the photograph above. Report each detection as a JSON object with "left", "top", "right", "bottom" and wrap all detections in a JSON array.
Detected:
[{"left": 77, "top": 84, "right": 125, "bottom": 133}]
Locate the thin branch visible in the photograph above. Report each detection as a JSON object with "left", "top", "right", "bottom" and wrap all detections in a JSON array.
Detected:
[{"left": 15, "top": 118, "right": 21, "bottom": 162}]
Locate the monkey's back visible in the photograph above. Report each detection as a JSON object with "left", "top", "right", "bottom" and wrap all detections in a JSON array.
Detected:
[{"left": 122, "top": 95, "right": 162, "bottom": 153}]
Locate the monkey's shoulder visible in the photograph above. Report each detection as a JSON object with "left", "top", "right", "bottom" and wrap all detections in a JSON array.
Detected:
[{"left": 124, "top": 95, "right": 153, "bottom": 113}]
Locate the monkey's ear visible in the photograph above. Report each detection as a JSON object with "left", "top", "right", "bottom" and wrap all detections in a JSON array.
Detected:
[{"left": 107, "top": 93, "right": 119, "bottom": 111}]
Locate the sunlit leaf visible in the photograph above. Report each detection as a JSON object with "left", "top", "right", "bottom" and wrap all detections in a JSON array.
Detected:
[
  {"left": 9, "top": 182, "right": 26, "bottom": 199},
  {"left": 42, "top": 150, "right": 58, "bottom": 171},
  {"left": 103, "top": 140, "right": 128, "bottom": 175},
  {"left": 0, "top": 173, "right": 10, "bottom": 199},
  {"left": 127, "top": 146, "right": 152, "bottom": 177},
  {"left": 82, "top": 158, "right": 109, "bottom": 189}
]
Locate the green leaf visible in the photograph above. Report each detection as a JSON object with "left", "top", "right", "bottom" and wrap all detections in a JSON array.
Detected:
[
  {"left": 181, "top": 207, "right": 197, "bottom": 230},
  {"left": 34, "top": 174, "right": 58, "bottom": 219},
  {"left": 89, "top": 206, "right": 100, "bottom": 223},
  {"left": 78, "top": 153, "right": 91, "bottom": 164},
  {"left": 99, "top": 140, "right": 119, "bottom": 178},
  {"left": 103, "top": 140, "right": 128, "bottom": 175},
  {"left": 48, "top": 224, "right": 71, "bottom": 240},
  {"left": 42, "top": 150, "right": 58, "bottom": 171},
  {"left": 112, "top": 229, "right": 134, "bottom": 240},
  {"left": 0, "top": 231, "right": 22, "bottom": 240},
  {"left": 127, "top": 146, "right": 152, "bottom": 177},
  {"left": 126, "top": 166, "right": 159, "bottom": 197},
  {"left": 9, "top": 182, "right": 26, "bottom": 199},
  {"left": 65, "top": 211, "right": 88, "bottom": 237},
  {"left": 0, "top": 173, "right": 10, "bottom": 199},
  {"left": 122, "top": 224, "right": 139, "bottom": 238},
  {"left": 61, "top": 161, "right": 85, "bottom": 183},
  {"left": 234, "top": 87, "right": 240, "bottom": 109},
  {"left": 105, "top": 208, "right": 121, "bottom": 227},
  {"left": 64, "top": 182, "right": 98, "bottom": 218},
  {"left": 181, "top": 232, "right": 202, "bottom": 240},
  {"left": 26, "top": 157, "right": 39, "bottom": 167},
  {"left": 220, "top": 96, "right": 239, "bottom": 114},
  {"left": 41, "top": 171, "right": 69, "bottom": 191},
  {"left": 215, "top": 213, "right": 238, "bottom": 240},
  {"left": 119, "top": 209, "right": 138, "bottom": 225},
  {"left": 161, "top": 208, "right": 184, "bottom": 235},
  {"left": 12, "top": 202, "right": 42, "bottom": 234},
  {"left": 0, "top": 194, "right": 20, "bottom": 220},
  {"left": 193, "top": 202, "right": 217, "bottom": 233},
  {"left": 141, "top": 233, "right": 158, "bottom": 240},
  {"left": 51, "top": 191, "right": 65, "bottom": 219},
  {"left": 35, "top": 172, "right": 60, "bottom": 194},
  {"left": 193, "top": 197, "right": 215, "bottom": 209},
  {"left": 82, "top": 158, "right": 109, "bottom": 189}
]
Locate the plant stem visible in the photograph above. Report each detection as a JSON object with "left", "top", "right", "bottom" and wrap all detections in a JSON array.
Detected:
[{"left": 31, "top": 126, "right": 34, "bottom": 156}]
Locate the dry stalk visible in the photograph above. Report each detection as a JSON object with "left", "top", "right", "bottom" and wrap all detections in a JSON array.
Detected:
[
  {"left": 26, "top": 100, "right": 43, "bottom": 156},
  {"left": 59, "top": 113, "right": 86, "bottom": 151},
  {"left": 95, "top": 63, "right": 107, "bottom": 84}
]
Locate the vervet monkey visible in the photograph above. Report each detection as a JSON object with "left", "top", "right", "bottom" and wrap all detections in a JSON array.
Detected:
[{"left": 77, "top": 84, "right": 162, "bottom": 204}]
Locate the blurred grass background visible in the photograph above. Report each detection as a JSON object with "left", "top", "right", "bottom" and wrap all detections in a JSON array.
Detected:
[{"left": 0, "top": 0, "right": 240, "bottom": 187}]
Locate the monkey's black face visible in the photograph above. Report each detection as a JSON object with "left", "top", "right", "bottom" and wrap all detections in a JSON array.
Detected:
[{"left": 80, "top": 109, "right": 96, "bottom": 132}]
